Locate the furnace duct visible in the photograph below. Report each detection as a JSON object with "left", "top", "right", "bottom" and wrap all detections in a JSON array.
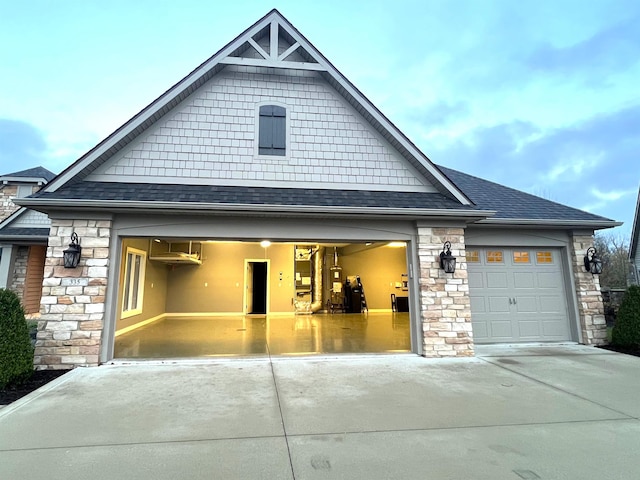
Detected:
[{"left": 310, "top": 246, "right": 325, "bottom": 313}]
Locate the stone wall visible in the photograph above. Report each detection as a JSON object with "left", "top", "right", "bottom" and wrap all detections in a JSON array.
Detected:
[
  {"left": 35, "top": 218, "right": 111, "bottom": 370},
  {"left": 0, "top": 185, "right": 20, "bottom": 220},
  {"left": 417, "top": 226, "right": 473, "bottom": 357},
  {"left": 570, "top": 234, "right": 607, "bottom": 345}
]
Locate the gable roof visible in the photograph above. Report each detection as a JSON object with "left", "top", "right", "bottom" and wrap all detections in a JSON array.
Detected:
[
  {"left": 630, "top": 186, "right": 640, "bottom": 260},
  {"left": 1, "top": 166, "right": 55, "bottom": 184},
  {"left": 0, "top": 207, "right": 50, "bottom": 243},
  {"left": 27, "top": 9, "right": 470, "bottom": 206},
  {"left": 440, "top": 166, "right": 621, "bottom": 229}
]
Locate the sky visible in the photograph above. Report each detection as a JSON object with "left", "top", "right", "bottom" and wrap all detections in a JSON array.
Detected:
[{"left": 1, "top": 0, "right": 638, "bottom": 238}]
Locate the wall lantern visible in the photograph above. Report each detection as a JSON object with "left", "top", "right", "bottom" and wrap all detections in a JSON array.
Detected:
[
  {"left": 63, "top": 232, "right": 82, "bottom": 268},
  {"left": 583, "top": 246, "right": 603, "bottom": 275},
  {"left": 440, "top": 241, "right": 456, "bottom": 274}
]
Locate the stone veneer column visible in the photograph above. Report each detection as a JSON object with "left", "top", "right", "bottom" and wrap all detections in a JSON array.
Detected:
[
  {"left": 570, "top": 234, "right": 607, "bottom": 345},
  {"left": 35, "top": 218, "right": 111, "bottom": 370},
  {"left": 417, "top": 226, "right": 473, "bottom": 357}
]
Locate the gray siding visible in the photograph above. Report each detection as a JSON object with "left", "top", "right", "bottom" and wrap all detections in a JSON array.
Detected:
[{"left": 88, "top": 66, "right": 433, "bottom": 192}]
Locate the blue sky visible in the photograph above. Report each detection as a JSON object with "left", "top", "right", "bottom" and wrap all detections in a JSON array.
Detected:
[{"left": 1, "top": 0, "right": 638, "bottom": 237}]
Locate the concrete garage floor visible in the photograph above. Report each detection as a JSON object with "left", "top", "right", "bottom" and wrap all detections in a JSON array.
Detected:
[
  {"left": 1, "top": 345, "right": 640, "bottom": 479},
  {"left": 114, "top": 312, "right": 411, "bottom": 358}
]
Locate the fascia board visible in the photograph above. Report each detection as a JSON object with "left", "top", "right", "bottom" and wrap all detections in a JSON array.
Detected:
[
  {"left": 15, "top": 197, "right": 494, "bottom": 220},
  {"left": 0, "top": 176, "right": 48, "bottom": 184},
  {"left": 475, "top": 218, "right": 623, "bottom": 229}
]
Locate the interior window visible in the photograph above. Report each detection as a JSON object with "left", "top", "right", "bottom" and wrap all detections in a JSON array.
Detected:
[
  {"left": 513, "top": 251, "right": 530, "bottom": 263},
  {"left": 486, "top": 250, "right": 503, "bottom": 263},
  {"left": 122, "top": 247, "right": 146, "bottom": 318},
  {"left": 259, "top": 105, "right": 286, "bottom": 156},
  {"left": 536, "top": 251, "right": 553, "bottom": 264},
  {"left": 465, "top": 250, "right": 480, "bottom": 263}
]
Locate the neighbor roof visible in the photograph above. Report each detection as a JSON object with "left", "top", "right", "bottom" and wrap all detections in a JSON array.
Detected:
[
  {"left": 439, "top": 166, "right": 620, "bottom": 228},
  {"left": 0, "top": 166, "right": 55, "bottom": 183}
]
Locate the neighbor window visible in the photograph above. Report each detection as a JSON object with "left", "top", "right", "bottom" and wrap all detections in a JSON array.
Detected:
[
  {"left": 122, "top": 247, "right": 146, "bottom": 318},
  {"left": 258, "top": 105, "right": 286, "bottom": 156}
]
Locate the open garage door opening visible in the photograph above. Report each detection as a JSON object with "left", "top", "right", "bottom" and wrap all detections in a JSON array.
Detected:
[{"left": 113, "top": 239, "right": 412, "bottom": 358}]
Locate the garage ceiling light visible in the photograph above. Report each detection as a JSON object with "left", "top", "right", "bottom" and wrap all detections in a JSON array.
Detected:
[
  {"left": 260, "top": 240, "right": 272, "bottom": 248},
  {"left": 387, "top": 242, "right": 406, "bottom": 247}
]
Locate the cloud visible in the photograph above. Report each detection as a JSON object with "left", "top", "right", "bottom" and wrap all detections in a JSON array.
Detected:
[
  {"left": 526, "top": 15, "right": 640, "bottom": 78},
  {"left": 0, "top": 119, "right": 49, "bottom": 172},
  {"left": 424, "top": 103, "right": 640, "bottom": 230}
]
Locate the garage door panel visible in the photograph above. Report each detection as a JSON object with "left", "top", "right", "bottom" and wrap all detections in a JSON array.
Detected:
[
  {"left": 486, "top": 272, "right": 508, "bottom": 288},
  {"left": 488, "top": 296, "right": 510, "bottom": 312},
  {"left": 490, "top": 319, "right": 514, "bottom": 339},
  {"left": 515, "top": 296, "right": 537, "bottom": 313},
  {"left": 513, "top": 272, "right": 535, "bottom": 289},
  {"left": 468, "top": 247, "right": 571, "bottom": 344},
  {"left": 470, "top": 296, "right": 486, "bottom": 313},
  {"left": 518, "top": 320, "right": 541, "bottom": 338},
  {"left": 539, "top": 296, "right": 563, "bottom": 314},
  {"left": 468, "top": 271, "right": 484, "bottom": 289},
  {"left": 537, "top": 272, "right": 561, "bottom": 288}
]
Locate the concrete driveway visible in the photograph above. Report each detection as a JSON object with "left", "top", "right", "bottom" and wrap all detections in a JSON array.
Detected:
[{"left": 1, "top": 345, "right": 639, "bottom": 479}]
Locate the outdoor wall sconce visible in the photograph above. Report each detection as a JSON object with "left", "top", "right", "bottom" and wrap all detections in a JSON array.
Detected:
[
  {"left": 583, "top": 246, "right": 603, "bottom": 275},
  {"left": 440, "top": 241, "right": 457, "bottom": 274},
  {"left": 63, "top": 232, "right": 82, "bottom": 268}
]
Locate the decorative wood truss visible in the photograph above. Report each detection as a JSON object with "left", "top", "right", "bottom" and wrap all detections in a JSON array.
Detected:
[{"left": 220, "top": 18, "right": 327, "bottom": 71}]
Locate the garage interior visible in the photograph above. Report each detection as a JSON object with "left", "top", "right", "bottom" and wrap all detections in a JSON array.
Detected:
[{"left": 113, "top": 239, "right": 412, "bottom": 358}]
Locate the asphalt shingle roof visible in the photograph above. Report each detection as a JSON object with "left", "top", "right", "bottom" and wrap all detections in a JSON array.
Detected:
[
  {"left": 0, "top": 227, "right": 50, "bottom": 239},
  {"left": 1, "top": 166, "right": 56, "bottom": 182},
  {"left": 438, "top": 166, "right": 615, "bottom": 222},
  {"left": 32, "top": 181, "right": 469, "bottom": 210}
]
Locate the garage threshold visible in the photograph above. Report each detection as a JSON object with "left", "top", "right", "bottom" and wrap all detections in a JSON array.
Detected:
[{"left": 105, "top": 351, "right": 418, "bottom": 367}]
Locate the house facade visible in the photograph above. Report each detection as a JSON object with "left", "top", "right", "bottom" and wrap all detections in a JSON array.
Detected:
[
  {"left": 0, "top": 167, "right": 54, "bottom": 315},
  {"left": 630, "top": 187, "right": 640, "bottom": 285},
  {"left": 17, "top": 10, "right": 618, "bottom": 369}
]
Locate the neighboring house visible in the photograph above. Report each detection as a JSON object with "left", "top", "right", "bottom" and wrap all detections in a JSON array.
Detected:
[
  {"left": 630, "top": 186, "right": 640, "bottom": 285},
  {"left": 17, "top": 10, "right": 620, "bottom": 370},
  {"left": 0, "top": 167, "right": 55, "bottom": 315}
]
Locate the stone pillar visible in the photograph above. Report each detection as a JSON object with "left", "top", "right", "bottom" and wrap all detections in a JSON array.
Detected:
[
  {"left": 35, "top": 218, "right": 111, "bottom": 370},
  {"left": 417, "top": 226, "right": 473, "bottom": 357},
  {"left": 570, "top": 233, "right": 607, "bottom": 345}
]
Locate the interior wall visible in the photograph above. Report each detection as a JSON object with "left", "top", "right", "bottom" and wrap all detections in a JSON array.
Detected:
[
  {"left": 165, "top": 243, "right": 295, "bottom": 314},
  {"left": 337, "top": 245, "right": 407, "bottom": 310},
  {"left": 116, "top": 238, "right": 169, "bottom": 330}
]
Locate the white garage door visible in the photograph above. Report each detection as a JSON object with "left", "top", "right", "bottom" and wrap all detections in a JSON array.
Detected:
[{"left": 467, "top": 247, "right": 571, "bottom": 343}]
